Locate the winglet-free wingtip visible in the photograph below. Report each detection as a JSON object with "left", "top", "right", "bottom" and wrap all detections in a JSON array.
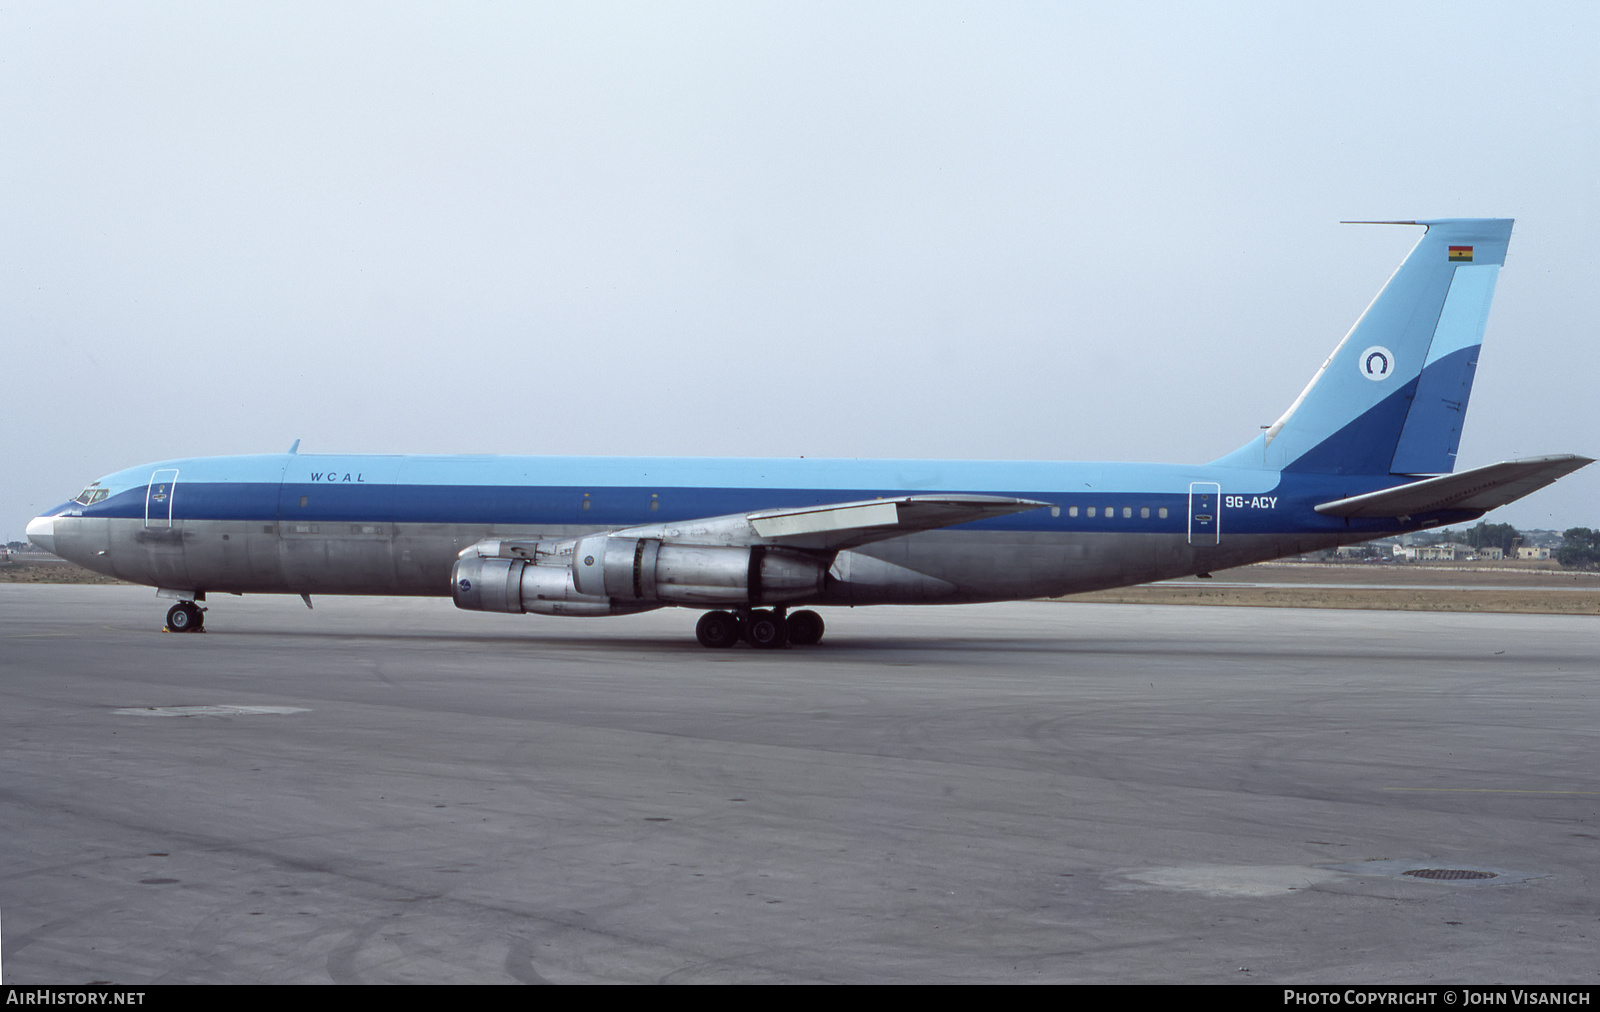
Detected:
[{"left": 288, "top": 439, "right": 301, "bottom": 455}]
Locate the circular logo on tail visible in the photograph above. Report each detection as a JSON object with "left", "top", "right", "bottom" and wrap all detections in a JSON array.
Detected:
[{"left": 1359, "top": 346, "right": 1395, "bottom": 381}]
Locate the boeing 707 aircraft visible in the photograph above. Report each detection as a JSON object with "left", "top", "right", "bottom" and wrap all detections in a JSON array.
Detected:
[{"left": 27, "top": 219, "right": 1591, "bottom": 647}]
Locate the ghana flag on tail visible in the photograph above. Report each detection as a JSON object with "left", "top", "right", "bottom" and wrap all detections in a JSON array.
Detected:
[{"left": 1449, "top": 245, "right": 1473, "bottom": 261}]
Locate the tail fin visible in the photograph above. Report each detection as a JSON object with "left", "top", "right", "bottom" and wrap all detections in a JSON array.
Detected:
[{"left": 1214, "top": 218, "right": 1512, "bottom": 476}]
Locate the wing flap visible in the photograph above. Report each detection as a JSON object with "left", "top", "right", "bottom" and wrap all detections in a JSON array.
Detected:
[
  {"left": 1313, "top": 455, "right": 1592, "bottom": 518},
  {"left": 748, "top": 500, "right": 900, "bottom": 538}
]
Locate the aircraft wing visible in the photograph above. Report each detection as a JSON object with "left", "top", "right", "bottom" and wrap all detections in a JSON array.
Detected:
[
  {"left": 1313, "top": 455, "right": 1593, "bottom": 519},
  {"left": 621, "top": 493, "right": 1052, "bottom": 551},
  {"left": 463, "top": 493, "right": 1052, "bottom": 567}
]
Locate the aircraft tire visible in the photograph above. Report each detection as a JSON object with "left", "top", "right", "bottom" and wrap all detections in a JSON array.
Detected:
[
  {"left": 695, "top": 610, "right": 741, "bottom": 648},
  {"left": 745, "top": 610, "right": 789, "bottom": 649},
  {"left": 166, "top": 602, "right": 203, "bottom": 633},
  {"left": 786, "top": 610, "right": 824, "bottom": 646}
]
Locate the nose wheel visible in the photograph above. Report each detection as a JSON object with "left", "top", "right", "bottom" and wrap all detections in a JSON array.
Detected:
[{"left": 165, "top": 601, "right": 205, "bottom": 633}]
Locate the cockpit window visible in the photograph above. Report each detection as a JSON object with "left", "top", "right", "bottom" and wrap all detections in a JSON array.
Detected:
[{"left": 73, "top": 484, "right": 109, "bottom": 506}]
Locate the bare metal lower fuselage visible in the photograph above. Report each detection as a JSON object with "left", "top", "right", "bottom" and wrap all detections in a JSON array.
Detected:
[{"left": 51, "top": 514, "right": 1362, "bottom": 607}]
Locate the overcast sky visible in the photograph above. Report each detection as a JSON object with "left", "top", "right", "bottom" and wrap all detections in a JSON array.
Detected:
[{"left": 4, "top": 1, "right": 1596, "bottom": 541}]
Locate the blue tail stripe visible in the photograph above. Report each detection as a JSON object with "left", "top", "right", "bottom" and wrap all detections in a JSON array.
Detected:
[
  {"left": 1281, "top": 379, "right": 1419, "bottom": 475},
  {"left": 1391, "top": 343, "right": 1480, "bottom": 475}
]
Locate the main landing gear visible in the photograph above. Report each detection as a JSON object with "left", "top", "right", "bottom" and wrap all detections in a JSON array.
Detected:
[
  {"left": 165, "top": 601, "right": 206, "bottom": 633},
  {"left": 695, "top": 608, "right": 825, "bottom": 649}
]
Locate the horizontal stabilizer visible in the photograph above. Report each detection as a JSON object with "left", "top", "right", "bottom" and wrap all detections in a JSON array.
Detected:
[{"left": 1313, "top": 455, "right": 1592, "bottom": 519}]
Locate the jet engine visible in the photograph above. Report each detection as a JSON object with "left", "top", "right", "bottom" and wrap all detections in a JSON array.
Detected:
[
  {"left": 451, "top": 537, "right": 826, "bottom": 615},
  {"left": 571, "top": 537, "right": 825, "bottom": 605},
  {"left": 450, "top": 554, "right": 646, "bottom": 616}
]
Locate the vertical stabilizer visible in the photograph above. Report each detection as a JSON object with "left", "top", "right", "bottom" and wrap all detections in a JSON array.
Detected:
[{"left": 1214, "top": 218, "right": 1512, "bottom": 476}]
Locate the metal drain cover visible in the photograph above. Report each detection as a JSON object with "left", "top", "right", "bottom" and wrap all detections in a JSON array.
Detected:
[
  {"left": 113, "top": 705, "right": 309, "bottom": 717},
  {"left": 1325, "top": 860, "right": 1532, "bottom": 884},
  {"left": 1402, "top": 868, "right": 1497, "bottom": 881}
]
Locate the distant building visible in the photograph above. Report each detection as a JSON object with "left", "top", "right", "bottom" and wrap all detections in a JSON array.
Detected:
[
  {"left": 1391, "top": 542, "right": 1500, "bottom": 562},
  {"left": 1334, "top": 544, "right": 1383, "bottom": 559},
  {"left": 1516, "top": 546, "right": 1552, "bottom": 560}
]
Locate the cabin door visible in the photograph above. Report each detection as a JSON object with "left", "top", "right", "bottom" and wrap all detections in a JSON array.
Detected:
[
  {"left": 1188, "top": 482, "right": 1220, "bottom": 546},
  {"left": 145, "top": 469, "right": 179, "bottom": 528}
]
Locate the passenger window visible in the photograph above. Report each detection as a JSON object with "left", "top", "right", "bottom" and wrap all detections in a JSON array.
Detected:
[
  {"left": 1068, "top": 506, "right": 1079, "bottom": 517},
  {"left": 1087, "top": 506, "right": 1096, "bottom": 517},
  {"left": 1141, "top": 507, "right": 1150, "bottom": 518},
  {"left": 1159, "top": 507, "right": 1169, "bottom": 519},
  {"left": 1122, "top": 507, "right": 1132, "bottom": 518}
]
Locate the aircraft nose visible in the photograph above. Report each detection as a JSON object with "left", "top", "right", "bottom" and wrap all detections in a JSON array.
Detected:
[{"left": 25, "top": 514, "right": 56, "bottom": 556}]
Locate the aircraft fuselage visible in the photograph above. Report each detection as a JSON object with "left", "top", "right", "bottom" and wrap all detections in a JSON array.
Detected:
[{"left": 34, "top": 452, "right": 1469, "bottom": 605}]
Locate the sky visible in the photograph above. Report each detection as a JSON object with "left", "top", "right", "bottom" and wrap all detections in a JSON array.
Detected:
[{"left": 4, "top": 1, "right": 1597, "bottom": 541}]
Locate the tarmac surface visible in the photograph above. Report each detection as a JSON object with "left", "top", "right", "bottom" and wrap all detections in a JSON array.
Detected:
[{"left": 2, "top": 584, "right": 1597, "bottom": 984}]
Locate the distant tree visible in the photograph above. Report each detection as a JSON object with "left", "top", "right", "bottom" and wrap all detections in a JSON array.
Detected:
[
  {"left": 1555, "top": 528, "right": 1600, "bottom": 570},
  {"left": 1461, "top": 521, "right": 1520, "bottom": 554}
]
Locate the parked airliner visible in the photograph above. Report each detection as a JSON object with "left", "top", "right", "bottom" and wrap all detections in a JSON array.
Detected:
[{"left": 27, "top": 219, "right": 1590, "bottom": 647}]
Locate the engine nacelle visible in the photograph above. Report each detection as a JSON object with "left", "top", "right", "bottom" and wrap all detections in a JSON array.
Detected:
[
  {"left": 451, "top": 555, "right": 657, "bottom": 617},
  {"left": 572, "top": 537, "right": 825, "bottom": 606}
]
